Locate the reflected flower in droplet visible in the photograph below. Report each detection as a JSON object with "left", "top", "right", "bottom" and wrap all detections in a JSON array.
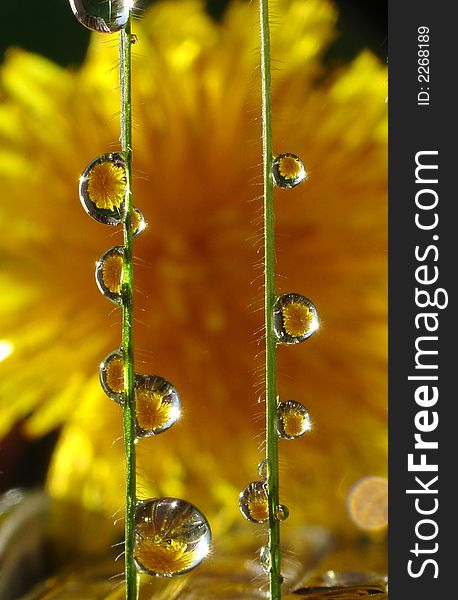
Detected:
[{"left": 134, "top": 497, "right": 211, "bottom": 576}]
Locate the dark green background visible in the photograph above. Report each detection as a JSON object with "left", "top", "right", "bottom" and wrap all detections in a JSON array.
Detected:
[{"left": 0, "top": 0, "right": 386, "bottom": 67}]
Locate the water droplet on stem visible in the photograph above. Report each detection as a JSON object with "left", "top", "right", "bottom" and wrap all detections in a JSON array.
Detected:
[
  {"left": 239, "top": 481, "right": 269, "bottom": 523},
  {"left": 277, "top": 400, "right": 311, "bottom": 439},
  {"left": 275, "top": 504, "right": 289, "bottom": 521},
  {"left": 271, "top": 153, "right": 307, "bottom": 188},
  {"left": 79, "top": 153, "right": 127, "bottom": 225},
  {"left": 99, "top": 349, "right": 124, "bottom": 404},
  {"left": 134, "top": 497, "right": 211, "bottom": 576},
  {"left": 273, "top": 293, "right": 319, "bottom": 344},
  {"left": 135, "top": 374, "right": 181, "bottom": 436},
  {"left": 69, "top": 1, "right": 131, "bottom": 33},
  {"left": 95, "top": 246, "right": 124, "bottom": 303}
]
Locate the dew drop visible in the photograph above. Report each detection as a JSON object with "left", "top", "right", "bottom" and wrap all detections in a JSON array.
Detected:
[
  {"left": 277, "top": 400, "right": 311, "bottom": 440},
  {"left": 239, "top": 481, "right": 269, "bottom": 523},
  {"left": 135, "top": 374, "right": 181, "bottom": 437},
  {"left": 95, "top": 246, "right": 124, "bottom": 303},
  {"left": 99, "top": 349, "right": 124, "bottom": 404},
  {"left": 132, "top": 207, "right": 147, "bottom": 237},
  {"left": 258, "top": 459, "right": 268, "bottom": 481},
  {"left": 79, "top": 153, "right": 127, "bottom": 225},
  {"left": 68, "top": 1, "right": 131, "bottom": 33},
  {"left": 275, "top": 504, "right": 290, "bottom": 522},
  {"left": 134, "top": 497, "right": 211, "bottom": 577},
  {"left": 131, "top": 33, "right": 138, "bottom": 44},
  {"left": 273, "top": 293, "right": 319, "bottom": 344},
  {"left": 271, "top": 153, "right": 307, "bottom": 188},
  {"left": 260, "top": 545, "right": 271, "bottom": 574}
]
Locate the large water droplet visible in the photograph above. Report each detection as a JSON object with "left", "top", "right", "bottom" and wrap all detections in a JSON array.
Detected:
[
  {"left": 95, "top": 246, "right": 124, "bottom": 303},
  {"left": 135, "top": 374, "right": 181, "bottom": 437},
  {"left": 277, "top": 400, "right": 311, "bottom": 439},
  {"left": 79, "top": 153, "right": 127, "bottom": 225},
  {"left": 258, "top": 459, "right": 268, "bottom": 481},
  {"left": 275, "top": 504, "right": 290, "bottom": 522},
  {"left": 273, "top": 293, "right": 319, "bottom": 344},
  {"left": 134, "top": 497, "right": 211, "bottom": 577},
  {"left": 239, "top": 481, "right": 269, "bottom": 523},
  {"left": 271, "top": 153, "right": 307, "bottom": 188},
  {"left": 68, "top": 1, "right": 131, "bottom": 33},
  {"left": 99, "top": 349, "right": 124, "bottom": 404}
]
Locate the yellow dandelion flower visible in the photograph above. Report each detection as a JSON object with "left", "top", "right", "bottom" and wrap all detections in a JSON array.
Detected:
[
  {"left": 248, "top": 496, "right": 270, "bottom": 523},
  {"left": 86, "top": 161, "right": 126, "bottom": 211},
  {"left": 278, "top": 155, "right": 302, "bottom": 180},
  {"left": 101, "top": 253, "right": 123, "bottom": 294},
  {"left": 0, "top": 0, "right": 387, "bottom": 549},
  {"left": 282, "top": 302, "right": 315, "bottom": 337}
]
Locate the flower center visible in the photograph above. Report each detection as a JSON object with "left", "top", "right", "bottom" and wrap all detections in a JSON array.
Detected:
[
  {"left": 278, "top": 155, "right": 303, "bottom": 180},
  {"left": 282, "top": 302, "right": 315, "bottom": 337},
  {"left": 136, "top": 535, "right": 195, "bottom": 575},
  {"left": 102, "top": 253, "right": 123, "bottom": 294},
  {"left": 136, "top": 389, "right": 172, "bottom": 432},
  {"left": 282, "top": 410, "right": 306, "bottom": 437},
  {"left": 105, "top": 355, "right": 125, "bottom": 393},
  {"left": 248, "top": 495, "right": 269, "bottom": 522}
]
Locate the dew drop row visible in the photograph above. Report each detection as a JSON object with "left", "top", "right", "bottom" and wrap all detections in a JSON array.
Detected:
[
  {"left": 69, "top": 2, "right": 210, "bottom": 584},
  {"left": 239, "top": 153, "right": 317, "bottom": 582}
]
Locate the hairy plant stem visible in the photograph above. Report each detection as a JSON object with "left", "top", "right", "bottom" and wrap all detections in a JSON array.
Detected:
[
  {"left": 259, "top": 0, "right": 282, "bottom": 598},
  {"left": 119, "top": 21, "right": 138, "bottom": 600}
]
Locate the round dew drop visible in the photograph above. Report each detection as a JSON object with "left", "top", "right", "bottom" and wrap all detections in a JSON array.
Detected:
[
  {"left": 99, "top": 349, "right": 125, "bottom": 404},
  {"left": 258, "top": 459, "right": 268, "bottom": 481},
  {"left": 276, "top": 400, "right": 311, "bottom": 439},
  {"left": 132, "top": 207, "right": 147, "bottom": 237},
  {"left": 273, "top": 293, "right": 319, "bottom": 344},
  {"left": 134, "top": 498, "right": 211, "bottom": 577},
  {"left": 134, "top": 374, "right": 181, "bottom": 437},
  {"left": 239, "top": 481, "right": 269, "bottom": 523},
  {"left": 95, "top": 246, "right": 124, "bottom": 304},
  {"left": 274, "top": 504, "right": 290, "bottom": 522},
  {"left": 79, "top": 153, "right": 127, "bottom": 225},
  {"left": 68, "top": 1, "right": 131, "bottom": 33},
  {"left": 271, "top": 153, "right": 307, "bottom": 188},
  {"left": 260, "top": 545, "right": 271, "bottom": 574}
]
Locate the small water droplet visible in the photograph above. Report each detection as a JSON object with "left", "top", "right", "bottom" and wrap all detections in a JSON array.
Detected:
[
  {"left": 239, "top": 481, "right": 269, "bottom": 523},
  {"left": 260, "top": 545, "right": 271, "bottom": 574},
  {"left": 99, "top": 349, "right": 124, "bottom": 404},
  {"left": 277, "top": 400, "right": 311, "bottom": 439},
  {"left": 68, "top": 1, "right": 131, "bottom": 33},
  {"left": 273, "top": 293, "right": 319, "bottom": 344},
  {"left": 130, "top": 33, "right": 138, "bottom": 44},
  {"left": 258, "top": 459, "right": 268, "bottom": 480},
  {"left": 134, "top": 497, "right": 211, "bottom": 576},
  {"left": 271, "top": 153, "right": 307, "bottom": 188},
  {"left": 275, "top": 504, "right": 289, "bottom": 521},
  {"left": 95, "top": 246, "right": 124, "bottom": 303},
  {"left": 135, "top": 374, "right": 181, "bottom": 437},
  {"left": 79, "top": 153, "right": 127, "bottom": 225},
  {"left": 131, "top": 207, "right": 147, "bottom": 237}
]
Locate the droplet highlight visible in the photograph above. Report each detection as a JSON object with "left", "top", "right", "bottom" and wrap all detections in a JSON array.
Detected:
[
  {"left": 99, "top": 349, "right": 124, "bottom": 404},
  {"left": 273, "top": 293, "right": 319, "bottom": 344},
  {"left": 68, "top": 1, "right": 131, "bottom": 33},
  {"left": 271, "top": 153, "right": 307, "bottom": 188},
  {"left": 135, "top": 374, "right": 181, "bottom": 437},
  {"left": 134, "top": 497, "right": 211, "bottom": 577},
  {"left": 239, "top": 481, "right": 269, "bottom": 523},
  {"left": 79, "top": 153, "right": 127, "bottom": 225},
  {"left": 275, "top": 504, "right": 289, "bottom": 522},
  {"left": 277, "top": 400, "right": 311, "bottom": 439},
  {"left": 95, "top": 246, "right": 124, "bottom": 303}
]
